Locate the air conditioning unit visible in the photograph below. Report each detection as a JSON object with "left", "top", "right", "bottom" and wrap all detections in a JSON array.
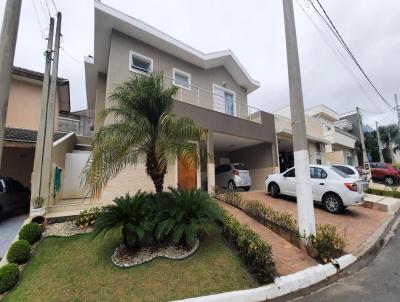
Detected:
[{"left": 318, "top": 143, "right": 326, "bottom": 153}]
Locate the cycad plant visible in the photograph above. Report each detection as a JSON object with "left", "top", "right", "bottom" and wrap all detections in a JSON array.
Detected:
[
  {"left": 83, "top": 72, "right": 204, "bottom": 197},
  {"left": 92, "top": 192, "right": 156, "bottom": 250},
  {"left": 155, "top": 188, "right": 221, "bottom": 247}
]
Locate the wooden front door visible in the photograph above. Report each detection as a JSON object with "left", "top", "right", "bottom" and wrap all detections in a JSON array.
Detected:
[{"left": 177, "top": 158, "right": 197, "bottom": 189}]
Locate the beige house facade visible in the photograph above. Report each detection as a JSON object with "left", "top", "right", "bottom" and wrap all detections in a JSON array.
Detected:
[
  {"left": 274, "top": 105, "right": 358, "bottom": 173},
  {"left": 0, "top": 67, "right": 70, "bottom": 189},
  {"left": 80, "top": 1, "right": 279, "bottom": 208}
]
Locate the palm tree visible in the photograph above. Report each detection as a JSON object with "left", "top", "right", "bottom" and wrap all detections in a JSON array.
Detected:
[{"left": 83, "top": 72, "right": 204, "bottom": 197}]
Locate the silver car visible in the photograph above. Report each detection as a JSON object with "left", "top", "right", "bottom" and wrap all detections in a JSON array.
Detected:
[{"left": 215, "top": 163, "right": 252, "bottom": 191}]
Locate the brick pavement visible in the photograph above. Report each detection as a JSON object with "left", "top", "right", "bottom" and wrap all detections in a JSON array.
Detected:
[{"left": 240, "top": 191, "right": 390, "bottom": 254}]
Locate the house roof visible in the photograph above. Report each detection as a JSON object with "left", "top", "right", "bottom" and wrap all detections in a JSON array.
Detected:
[
  {"left": 4, "top": 127, "right": 69, "bottom": 144},
  {"left": 85, "top": 1, "right": 260, "bottom": 110},
  {"left": 12, "top": 66, "right": 71, "bottom": 112}
]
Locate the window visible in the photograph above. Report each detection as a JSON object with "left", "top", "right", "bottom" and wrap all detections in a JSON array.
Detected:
[
  {"left": 331, "top": 167, "right": 348, "bottom": 178},
  {"left": 284, "top": 168, "right": 295, "bottom": 178},
  {"left": 129, "top": 51, "right": 153, "bottom": 74},
  {"left": 234, "top": 163, "right": 248, "bottom": 171},
  {"left": 215, "top": 164, "right": 231, "bottom": 174},
  {"left": 377, "top": 163, "right": 388, "bottom": 169},
  {"left": 332, "top": 165, "right": 355, "bottom": 175},
  {"left": 310, "top": 167, "right": 327, "bottom": 179},
  {"left": 0, "top": 180, "right": 4, "bottom": 193},
  {"left": 213, "top": 84, "right": 237, "bottom": 116},
  {"left": 173, "top": 68, "right": 191, "bottom": 90}
]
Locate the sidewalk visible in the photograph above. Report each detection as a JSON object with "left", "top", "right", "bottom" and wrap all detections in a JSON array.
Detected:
[
  {"left": 0, "top": 214, "right": 27, "bottom": 259},
  {"left": 219, "top": 201, "right": 317, "bottom": 276}
]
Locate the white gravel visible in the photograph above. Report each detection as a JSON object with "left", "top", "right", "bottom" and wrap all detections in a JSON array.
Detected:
[
  {"left": 112, "top": 239, "right": 200, "bottom": 267},
  {"left": 43, "top": 221, "right": 93, "bottom": 237}
]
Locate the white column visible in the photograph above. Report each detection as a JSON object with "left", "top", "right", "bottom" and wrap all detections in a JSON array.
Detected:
[{"left": 207, "top": 130, "right": 215, "bottom": 194}]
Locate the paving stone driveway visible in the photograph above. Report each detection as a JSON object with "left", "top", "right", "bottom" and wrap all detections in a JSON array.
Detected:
[
  {"left": 0, "top": 214, "right": 28, "bottom": 259},
  {"left": 241, "top": 191, "right": 389, "bottom": 254}
]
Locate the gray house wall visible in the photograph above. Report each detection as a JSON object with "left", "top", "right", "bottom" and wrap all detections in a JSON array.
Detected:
[{"left": 105, "top": 30, "right": 248, "bottom": 119}]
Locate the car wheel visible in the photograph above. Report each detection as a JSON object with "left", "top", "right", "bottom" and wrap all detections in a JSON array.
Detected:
[
  {"left": 228, "top": 181, "right": 236, "bottom": 192},
  {"left": 323, "top": 194, "right": 344, "bottom": 214},
  {"left": 269, "top": 183, "right": 280, "bottom": 198},
  {"left": 384, "top": 176, "right": 395, "bottom": 186},
  {"left": 244, "top": 186, "right": 251, "bottom": 192}
]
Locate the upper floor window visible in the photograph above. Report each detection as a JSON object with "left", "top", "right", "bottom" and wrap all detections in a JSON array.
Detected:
[
  {"left": 129, "top": 51, "right": 153, "bottom": 74},
  {"left": 173, "top": 68, "right": 191, "bottom": 90}
]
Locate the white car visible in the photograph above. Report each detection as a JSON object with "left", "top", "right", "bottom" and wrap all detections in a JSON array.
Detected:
[
  {"left": 265, "top": 165, "right": 364, "bottom": 214},
  {"left": 331, "top": 164, "right": 369, "bottom": 191}
]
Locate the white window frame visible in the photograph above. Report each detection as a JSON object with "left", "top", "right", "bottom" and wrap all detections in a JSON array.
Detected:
[
  {"left": 212, "top": 83, "right": 237, "bottom": 117},
  {"left": 172, "top": 67, "right": 191, "bottom": 90},
  {"left": 129, "top": 51, "right": 153, "bottom": 75}
]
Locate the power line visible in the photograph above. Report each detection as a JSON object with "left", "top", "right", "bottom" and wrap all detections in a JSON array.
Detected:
[
  {"left": 38, "top": 0, "right": 49, "bottom": 19},
  {"left": 51, "top": 0, "right": 58, "bottom": 12},
  {"left": 32, "top": 0, "right": 46, "bottom": 40},
  {"left": 60, "top": 46, "right": 83, "bottom": 63},
  {"left": 294, "top": 0, "right": 382, "bottom": 113},
  {"left": 308, "top": 0, "right": 392, "bottom": 109},
  {"left": 44, "top": 0, "right": 52, "bottom": 17}
]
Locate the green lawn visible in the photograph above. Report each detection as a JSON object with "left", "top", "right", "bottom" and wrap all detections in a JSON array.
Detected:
[{"left": 3, "top": 227, "right": 258, "bottom": 302}]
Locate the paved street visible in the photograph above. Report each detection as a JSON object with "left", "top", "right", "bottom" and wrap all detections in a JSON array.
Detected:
[
  {"left": 0, "top": 214, "right": 28, "bottom": 259},
  {"left": 293, "top": 222, "right": 400, "bottom": 302}
]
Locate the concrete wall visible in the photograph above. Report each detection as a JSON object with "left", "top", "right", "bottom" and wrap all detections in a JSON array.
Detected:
[
  {"left": 52, "top": 133, "right": 76, "bottom": 168},
  {"left": 105, "top": 30, "right": 248, "bottom": 120},
  {"left": 275, "top": 114, "right": 325, "bottom": 142},
  {"left": 63, "top": 152, "right": 91, "bottom": 199},
  {"left": 0, "top": 146, "right": 35, "bottom": 188},
  {"left": 230, "top": 143, "right": 274, "bottom": 190},
  {"left": 94, "top": 73, "right": 107, "bottom": 132},
  {"left": 325, "top": 150, "right": 345, "bottom": 165},
  {"left": 6, "top": 78, "right": 60, "bottom": 130}
]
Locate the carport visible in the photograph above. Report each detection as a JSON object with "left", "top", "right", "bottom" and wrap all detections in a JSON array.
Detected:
[{"left": 199, "top": 132, "right": 277, "bottom": 191}]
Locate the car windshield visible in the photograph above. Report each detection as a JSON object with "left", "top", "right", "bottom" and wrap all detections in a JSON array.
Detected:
[
  {"left": 234, "top": 163, "right": 248, "bottom": 170},
  {"left": 330, "top": 166, "right": 349, "bottom": 178}
]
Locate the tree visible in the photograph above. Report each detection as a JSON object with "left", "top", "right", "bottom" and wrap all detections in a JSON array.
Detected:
[
  {"left": 363, "top": 124, "right": 400, "bottom": 163},
  {"left": 83, "top": 72, "right": 204, "bottom": 197}
]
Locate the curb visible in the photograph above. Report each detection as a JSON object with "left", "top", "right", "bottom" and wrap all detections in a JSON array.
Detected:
[{"left": 172, "top": 212, "right": 399, "bottom": 302}]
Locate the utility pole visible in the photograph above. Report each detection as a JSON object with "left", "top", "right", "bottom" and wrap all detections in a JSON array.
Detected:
[
  {"left": 0, "top": 0, "right": 22, "bottom": 168},
  {"left": 356, "top": 107, "right": 369, "bottom": 168},
  {"left": 30, "top": 18, "right": 55, "bottom": 209},
  {"left": 395, "top": 93, "right": 400, "bottom": 128},
  {"left": 282, "top": 0, "right": 316, "bottom": 237},
  {"left": 40, "top": 12, "right": 62, "bottom": 209},
  {"left": 376, "top": 121, "right": 384, "bottom": 163}
]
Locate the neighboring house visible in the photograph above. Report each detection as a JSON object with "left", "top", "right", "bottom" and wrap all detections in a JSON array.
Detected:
[
  {"left": 273, "top": 104, "right": 358, "bottom": 172},
  {"left": 58, "top": 109, "right": 94, "bottom": 137},
  {"left": 0, "top": 67, "right": 71, "bottom": 188},
  {"left": 274, "top": 106, "right": 329, "bottom": 172},
  {"left": 78, "top": 1, "right": 279, "bottom": 207},
  {"left": 305, "top": 105, "right": 358, "bottom": 166}
]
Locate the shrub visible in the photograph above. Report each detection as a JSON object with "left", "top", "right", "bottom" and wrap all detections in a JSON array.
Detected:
[
  {"left": 19, "top": 222, "right": 42, "bottom": 244},
  {"left": 308, "top": 224, "right": 347, "bottom": 263},
  {"left": 155, "top": 188, "right": 221, "bottom": 246},
  {"left": 93, "top": 192, "right": 156, "bottom": 250},
  {"left": 215, "top": 188, "right": 298, "bottom": 233},
  {"left": 366, "top": 188, "right": 400, "bottom": 199},
  {"left": 221, "top": 209, "right": 276, "bottom": 283},
  {"left": 0, "top": 264, "right": 19, "bottom": 293},
  {"left": 75, "top": 207, "right": 103, "bottom": 228},
  {"left": 6, "top": 240, "right": 31, "bottom": 264}
]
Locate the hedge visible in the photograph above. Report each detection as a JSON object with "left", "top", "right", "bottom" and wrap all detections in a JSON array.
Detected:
[
  {"left": 220, "top": 209, "right": 276, "bottom": 283},
  {"left": 19, "top": 222, "right": 42, "bottom": 244},
  {"left": 367, "top": 188, "right": 400, "bottom": 199},
  {"left": 6, "top": 240, "right": 31, "bottom": 264},
  {"left": 0, "top": 263, "right": 19, "bottom": 293}
]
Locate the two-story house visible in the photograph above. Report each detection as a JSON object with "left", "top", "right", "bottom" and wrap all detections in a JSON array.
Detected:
[
  {"left": 81, "top": 1, "right": 279, "bottom": 205},
  {"left": 0, "top": 66, "right": 71, "bottom": 188}
]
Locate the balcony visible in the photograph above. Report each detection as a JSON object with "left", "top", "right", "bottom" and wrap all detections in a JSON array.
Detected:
[{"left": 162, "top": 75, "right": 262, "bottom": 123}]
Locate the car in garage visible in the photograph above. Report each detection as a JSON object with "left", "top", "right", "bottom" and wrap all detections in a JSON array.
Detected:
[
  {"left": 0, "top": 177, "right": 30, "bottom": 219},
  {"left": 265, "top": 165, "right": 364, "bottom": 214},
  {"left": 215, "top": 163, "right": 252, "bottom": 191}
]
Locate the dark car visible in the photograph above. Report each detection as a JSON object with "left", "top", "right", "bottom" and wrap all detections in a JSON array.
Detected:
[
  {"left": 0, "top": 177, "right": 30, "bottom": 219},
  {"left": 370, "top": 162, "right": 400, "bottom": 186}
]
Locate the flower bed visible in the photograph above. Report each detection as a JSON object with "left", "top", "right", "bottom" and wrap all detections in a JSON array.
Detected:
[{"left": 43, "top": 221, "right": 93, "bottom": 237}]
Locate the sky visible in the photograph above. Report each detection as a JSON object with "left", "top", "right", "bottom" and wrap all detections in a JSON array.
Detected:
[{"left": 0, "top": 0, "right": 399, "bottom": 127}]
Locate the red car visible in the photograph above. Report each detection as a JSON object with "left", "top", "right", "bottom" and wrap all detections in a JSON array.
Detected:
[{"left": 370, "top": 162, "right": 400, "bottom": 186}]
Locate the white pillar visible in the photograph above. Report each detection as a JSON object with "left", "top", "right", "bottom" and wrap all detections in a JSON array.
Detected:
[{"left": 207, "top": 130, "right": 215, "bottom": 194}]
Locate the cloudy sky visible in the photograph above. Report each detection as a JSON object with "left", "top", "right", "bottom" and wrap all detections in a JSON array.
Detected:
[{"left": 0, "top": 0, "right": 399, "bottom": 127}]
